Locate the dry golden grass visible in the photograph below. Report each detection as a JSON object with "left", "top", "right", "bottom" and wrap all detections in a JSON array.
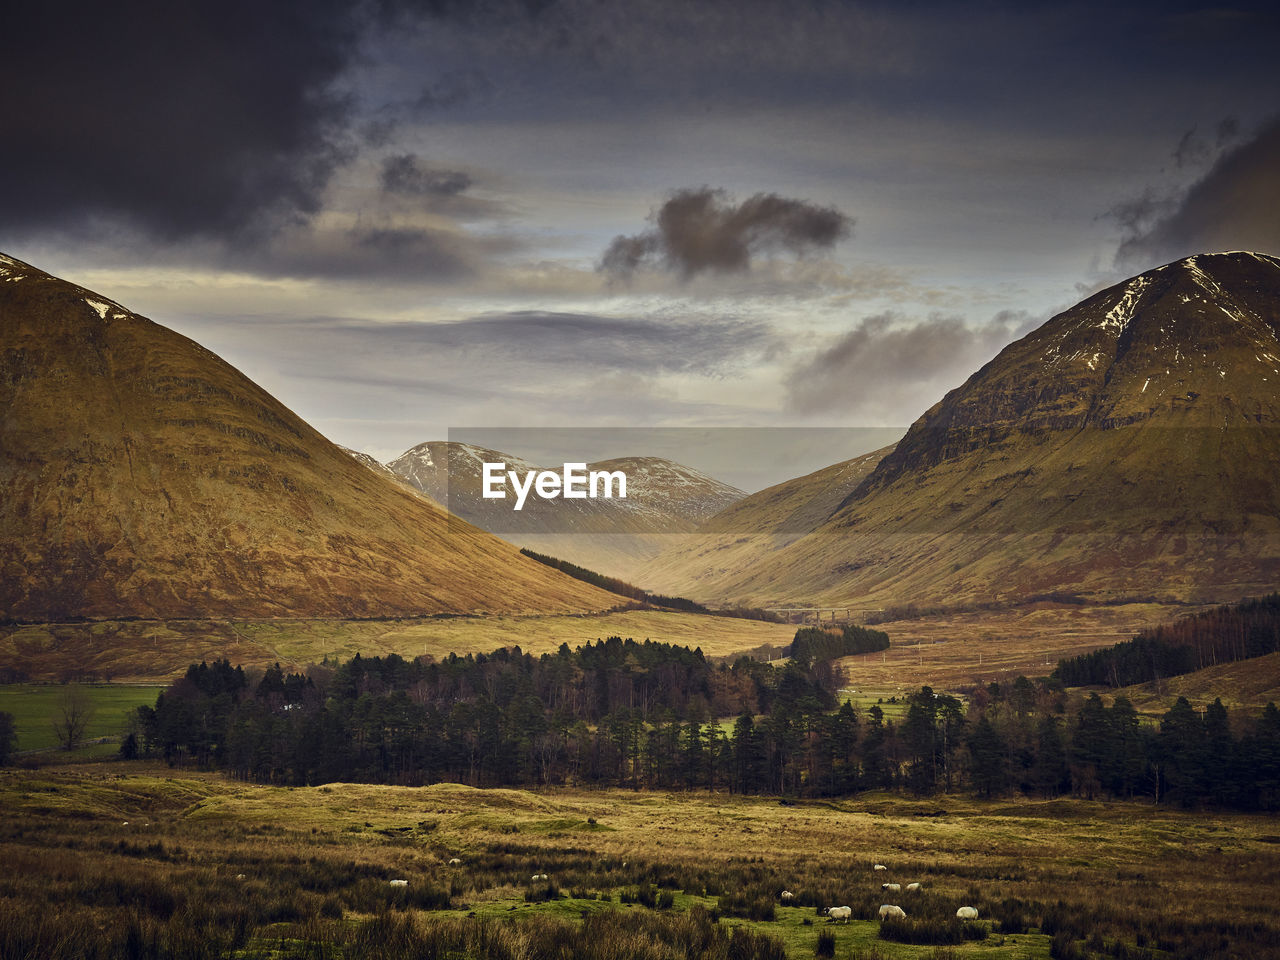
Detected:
[
  {"left": 1097, "top": 649, "right": 1280, "bottom": 716},
  {"left": 829, "top": 601, "right": 1191, "bottom": 691},
  {"left": 4, "top": 763, "right": 1280, "bottom": 958},
  {"left": 0, "top": 610, "right": 798, "bottom": 682},
  {"left": 0, "top": 253, "right": 619, "bottom": 623}
]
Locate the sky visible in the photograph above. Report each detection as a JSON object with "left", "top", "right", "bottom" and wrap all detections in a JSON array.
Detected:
[{"left": 3, "top": 0, "right": 1279, "bottom": 488}]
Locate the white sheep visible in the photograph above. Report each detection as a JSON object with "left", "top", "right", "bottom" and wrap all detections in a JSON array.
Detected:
[
  {"left": 873, "top": 863, "right": 887, "bottom": 871},
  {"left": 531, "top": 873, "right": 549, "bottom": 881},
  {"left": 780, "top": 890, "right": 795, "bottom": 901},
  {"left": 447, "top": 858, "right": 462, "bottom": 865},
  {"left": 881, "top": 882, "right": 901, "bottom": 892},
  {"left": 389, "top": 879, "right": 408, "bottom": 888},
  {"left": 906, "top": 882, "right": 921, "bottom": 892},
  {"left": 956, "top": 906, "right": 979, "bottom": 920},
  {"left": 878, "top": 904, "right": 906, "bottom": 920},
  {"left": 824, "top": 906, "right": 852, "bottom": 923}
]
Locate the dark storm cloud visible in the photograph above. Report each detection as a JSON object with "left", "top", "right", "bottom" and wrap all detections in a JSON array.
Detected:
[
  {"left": 786, "top": 311, "right": 1036, "bottom": 416},
  {"left": 602, "top": 188, "right": 851, "bottom": 281},
  {"left": 1115, "top": 117, "right": 1280, "bottom": 269},
  {"left": 0, "top": 0, "right": 369, "bottom": 243},
  {"left": 380, "top": 155, "right": 473, "bottom": 198},
  {"left": 374, "top": 153, "right": 502, "bottom": 221}
]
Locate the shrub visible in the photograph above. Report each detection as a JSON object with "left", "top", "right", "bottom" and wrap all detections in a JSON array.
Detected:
[
  {"left": 524, "top": 881, "right": 562, "bottom": 903},
  {"left": 878, "top": 916, "right": 962, "bottom": 946},
  {"left": 717, "top": 889, "right": 776, "bottom": 922},
  {"left": 990, "top": 897, "right": 1030, "bottom": 934},
  {"left": 1050, "top": 932, "right": 1085, "bottom": 960}
]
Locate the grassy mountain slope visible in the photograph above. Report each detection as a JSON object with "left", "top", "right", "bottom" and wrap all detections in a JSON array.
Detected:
[
  {"left": 648, "top": 253, "right": 1280, "bottom": 609},
  {"left": 0, "top": 253, "right": 620, "bottom": 621},
  {"left": 634, "top": 446, "right": 892, "bottom": 597}
]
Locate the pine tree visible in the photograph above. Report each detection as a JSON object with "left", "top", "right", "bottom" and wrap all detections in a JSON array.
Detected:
[
  {"left": 1030, "top": 715, "right": 1069, "bottom": 797},
  {"left": 861, "top": 705, "right": 893, "bottom": 790},
  {"left": 1158, "top": 697, "right": 1207, "bottom": 806},
  {"left": 967, "top": 714, "right": 1008, "bottom": 798}
]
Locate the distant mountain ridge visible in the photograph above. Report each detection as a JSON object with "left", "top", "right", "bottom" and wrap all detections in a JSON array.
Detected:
[
  {"left": 384, "top": 440, "right": 746, "bottom": 578},
  {"left": 0, "top": 252, "right": 621, "bottom": 620},
  {"left": 643, "top": 252, "right": 1280, "bottom": 608}
]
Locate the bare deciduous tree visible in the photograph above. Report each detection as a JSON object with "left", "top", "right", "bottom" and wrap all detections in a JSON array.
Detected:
[{"left": 52, "top": 683, "right": 95, "bottom": 751}]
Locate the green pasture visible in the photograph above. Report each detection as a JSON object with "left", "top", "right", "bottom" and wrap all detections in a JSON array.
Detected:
[{"left": 0, "top": 683, "right": 164, "bottom": 753}]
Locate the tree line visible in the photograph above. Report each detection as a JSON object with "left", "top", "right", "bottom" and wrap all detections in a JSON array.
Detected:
[
  {"left": 1054, "top": 593, "right": 1280, "bottom": 687},
  {"left": 789, "top": 624, "right": 890, "bottom": 662},
  {"left": 127, "top": 641, "right": 1280, "bottom": 810},
  {"left": 518, "top": 549, "right": 709, "bottom": 612},
  {"left": 517, "top": 549, "right": 783, "bottom": 620}
]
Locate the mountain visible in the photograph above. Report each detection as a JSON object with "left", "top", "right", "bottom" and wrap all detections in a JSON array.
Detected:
[
  {"left": 644, "top": 252, "right": 1280, "bottom": 608},
  {"left": 386, "top": 441, "right": 746, "bottom": 578},
  {"left": 337, "top": 445, "right": 426, "bottom": 497},
  {"left": 634, "top": 445, "right": 893, "bottom": 596},
  {"left": 339, "top": 446, "right": 403, "bottom": 484},
  {"left": 0, "top": 252, "right": 622, "bottom": 620}
]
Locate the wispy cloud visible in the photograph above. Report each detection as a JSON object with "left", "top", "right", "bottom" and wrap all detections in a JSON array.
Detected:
[{"left": 785, "top": 310, "right": 1037, "bottom": 421}]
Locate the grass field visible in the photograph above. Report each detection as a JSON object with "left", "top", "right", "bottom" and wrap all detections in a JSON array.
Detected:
[
  {"left": 0, "top": 600, "right": 1216, "bottom": 694},
  {"left": 830, "top": 601, "right": 1196, "bottom": 693},
  {"left": 2, "top": 761, "right": 1278, "bottom": 958},
  {"left": 0, "top": 684, "right": 163, "bottom": 753},
  {"left": 0, "top": 611, "right": 799, "bottom": 682},
  {"left": 1093, "top": 650, "right": 1280, "bottom": 716}
]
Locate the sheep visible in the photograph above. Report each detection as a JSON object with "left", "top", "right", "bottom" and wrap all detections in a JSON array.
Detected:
[
  {"left": 447, "top": 858, "right": 462, "bottom": 865},
  {"left": 531, "top": 873, "right": 549, "bottom": 881},
  {"left": 824, "top": 905, "right": 852, "bottom": 923},
  {"left": 881, "top": 883, "right": 901, "bottom": 892},
  {"left": 389, "top": 879, "right": 408, "bottom": 888},
  {"left": 956, "top": 906, "right": 979, "bottom": 920},
  {"left": 878, "top": 904, "right": 906, "bottom": 920},
  {"left": 780, "top": 890, "right": 795, "bottom": 901},
  {"left": 906, "top": 882, "right": 921, "bottom": 892},
  {"left": 873, "top": 863, "right": 887, "bottom": 871},
  {"left": 235, "top": 874, "right": 246, "bottom": 881}
]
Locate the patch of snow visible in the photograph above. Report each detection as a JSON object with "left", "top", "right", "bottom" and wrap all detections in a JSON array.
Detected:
[
  {"left": 1184, "top": 257, "right": 1252, "bottom": 325},
  {"left": 1100, "top": 276, "right": 1152, "bottom": 332},
  {"left": 0, "top": 254, "right": 26, "bottom": 282},
  {"left": 85, "top": 298, "right": 111, "bottom": 319},
  {"left": 1141, "top": 378, "right": 1150, "bottom": 393}
]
